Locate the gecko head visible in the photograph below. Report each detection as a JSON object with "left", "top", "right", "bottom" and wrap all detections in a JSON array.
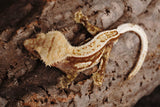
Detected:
[{"left": 24, "top": 31, "right": 72, "bottom": 66}]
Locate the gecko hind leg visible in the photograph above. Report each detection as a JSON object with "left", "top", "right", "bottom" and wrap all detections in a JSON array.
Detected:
[
  {"left": 92, "top": 44, "right": 113, "bottom": 86},
  {"left": 92, "top": 56, "right": 106, "bottom": 86},
  {"left": 74, "top": 10, "right": 102, "bottom": 36}
]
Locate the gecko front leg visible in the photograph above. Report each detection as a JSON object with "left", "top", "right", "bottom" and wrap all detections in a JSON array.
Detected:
[{"left": 60, "top": 72, "right": 78, "bottom": 88}]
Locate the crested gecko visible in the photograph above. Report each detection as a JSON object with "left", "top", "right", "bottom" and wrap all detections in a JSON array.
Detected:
[{"left": 24, "top": 10, "right": 148, "bottom": 88}]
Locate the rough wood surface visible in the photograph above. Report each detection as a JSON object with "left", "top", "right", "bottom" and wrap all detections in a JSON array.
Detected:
[{"left": 0, "top": 0, "right": 160, "bottom": 107}]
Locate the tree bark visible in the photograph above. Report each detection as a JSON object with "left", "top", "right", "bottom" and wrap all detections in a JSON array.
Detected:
[{"left": 0, "top": 0, "right": 160, "bottom": 107}]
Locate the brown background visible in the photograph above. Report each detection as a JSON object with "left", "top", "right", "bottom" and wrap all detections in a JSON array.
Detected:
[{"left": 0, "top": 0, "right": 160, "bottom": 107}]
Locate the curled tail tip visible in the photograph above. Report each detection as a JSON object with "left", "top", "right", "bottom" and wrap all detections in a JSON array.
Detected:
[{"left": 127, "top": 74, "right": 134, "bottom": 80}]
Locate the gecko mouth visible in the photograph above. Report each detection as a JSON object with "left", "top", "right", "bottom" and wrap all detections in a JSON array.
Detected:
[{"left": 32, "top": 50, "right": 41, "bottom": 59}]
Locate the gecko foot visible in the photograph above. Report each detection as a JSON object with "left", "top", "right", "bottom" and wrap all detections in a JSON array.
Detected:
[
  {"left": 59, "top": 73, "right": 78, "bottom": 88},
  {"left": 74, "top": 10, "right": 102, "bottom": 35},
  {"left": 92, "top": 72, "right": 104, "bottom": 86}
]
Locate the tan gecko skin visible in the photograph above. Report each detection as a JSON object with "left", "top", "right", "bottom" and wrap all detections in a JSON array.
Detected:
[{"left": 24, "top": 11, "right": 148, "bottom": 88}]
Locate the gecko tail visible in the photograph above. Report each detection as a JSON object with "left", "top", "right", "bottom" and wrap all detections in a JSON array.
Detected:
[{"left": 117, "top": 23, "right": 148, "bottom": 80}]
